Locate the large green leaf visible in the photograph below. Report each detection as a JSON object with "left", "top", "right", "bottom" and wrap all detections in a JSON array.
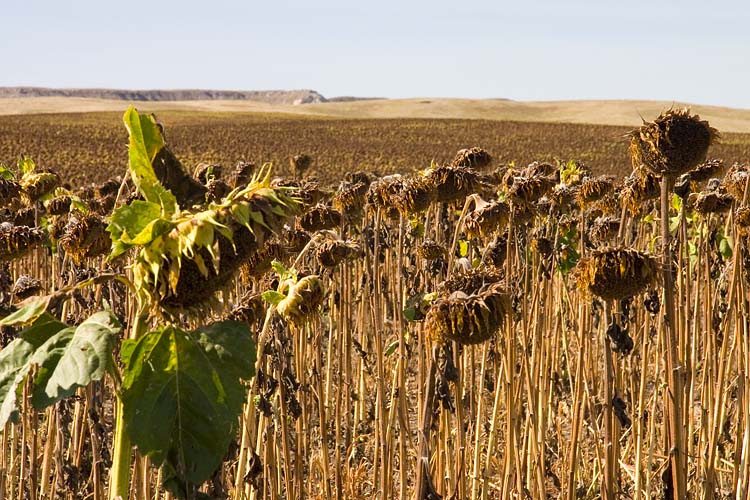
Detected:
[
  {"left": 121, "top": 320, "right": 255, "bottom": 498},
  {"left": 0, "top": 314, "right": 67, "bottom": 427},
  {"left": 31, "top": 311, "right": 121, "bottom": 408},
  {"left": 0, "top": 296, "right": 52, "bottom": 326},
  {"left": 107, "top": 200, "right": 175, "bottom": 258},
  {"left": 123, "top": 106, "right": 178, "bottom": 216}
]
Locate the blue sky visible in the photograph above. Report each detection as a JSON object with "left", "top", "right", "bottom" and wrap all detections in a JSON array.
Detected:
[{"left": 2, "top": 0, "right": 748, "bottom": 107}]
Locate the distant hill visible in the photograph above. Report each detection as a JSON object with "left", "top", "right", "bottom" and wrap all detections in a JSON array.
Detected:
[
  {"left": 0, "top": 87, "right": 328, "bottom": 105},
  {"left": 2, "top": 91, "right": 750, "bottom": 133}
]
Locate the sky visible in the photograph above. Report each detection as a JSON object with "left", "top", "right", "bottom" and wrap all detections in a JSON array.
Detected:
[{"left": 1, "top": 0, "right": 749, "bottom": 108}]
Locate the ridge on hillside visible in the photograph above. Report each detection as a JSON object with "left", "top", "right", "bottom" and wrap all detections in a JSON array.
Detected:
[{"left": 0, "top": 87, "right": 328, "bottom": 105}]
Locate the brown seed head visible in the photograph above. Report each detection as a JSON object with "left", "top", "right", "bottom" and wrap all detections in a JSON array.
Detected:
[
  {"left": 426, "top": 166, "right": 485, "bottom": 203},
  {"left": 451, "top": 147, "right": 493, "bottom": 169},
  {"left": 0, "top": 225, "right": 46, "bottom": 261},
  {"left": 689, "top": 159, "right": 724, "bottom": 183},
  {"left": 299, "top": 204, "right": 342, "bottom": 232},
  {"left": 290, "top": 154, "right": 313, "bottom": 177},
  {"left": 507, "top": 175, "right": 555, "bottom": 204},
  {"left": 0, "top": 180, "right": 21, "bottom": 205},
  {"left": 393, "top": 176, "right": 436, "bottom": 215},
  {"left": 425, "top": 282, "right": 511, "bottom": 345},
  {"left": 575, "top": 247, "right": 657, "bottom": 300},
  {"left": 316, "top": 240, "right": 361, "bottom": 268},
  {"left": 689, "top": 191, "right": 734, "bottom": 215},
  {"left": 418, "top": 240, "right": 446, "bottom": 260},
  {"left": 621, "top": 166, "right": 661, "bottom": 215},
  {"left": 231, "top": 161, "right": 255, "bottom": 188},
  {"left": 589, "top": 216, "right": 620, "bottom": 247},
  {"left": 12, "top": 275, "right": 42, "bottom": 300},
  {"left": 722, "top": 163, "right": 750, "bottom": 200},
  {"left": 59, "top": 215, "right": 110, "bottom": 264},
  {"left": 333, "top": 181, "right": 369, "bottom": 218},
  {"left": 21, "top": 171, "right": 61, "bottom": 205},
  {"left": 44, "top": 195, "right": 73, "bottom": 216},
  {"left": 578, "top": 176, "right": 615, "bottom": 206},
  {"left": 439, "top": 266, "right": 504, "bottom": 295},
  {"left": 629, "top": 108, "right": 718, "bottom": 176},
  {"left": 277, "top": 275, "right": 325, "bottom": 324},
  {"left": 464, "top": 200, "right": 510, "bottom": 238}
]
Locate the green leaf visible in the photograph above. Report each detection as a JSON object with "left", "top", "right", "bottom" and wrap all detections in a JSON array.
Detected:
[
  {"left": 459, "top": 240, "right": 469, "bottom": 257},
  {"left": 31, "top": 311, "right": 121, "bottom": 408},
  {"left": 261, "top": 290, "right": 285, "bottom": 306},
  {"left": 122, "top": 106, "right": 178, "bottom": 216},
  {"left": 403, "top": 291, "right": 437, "bottom": 322},
  {"left": 719, "top": 235, "right": 733, "bottom": 259},
  {"left": 121, "top": 321, "right": 255, "bottom": 497},
  {"left": 384, "top": 340, "right": 399, "bottom": 357},
  {"left": 0, "top": 296, "right": 52, "bottom": 326},
  {"left": 107, "top": 200, "right": 174, "bottom": 258},
  {"left": 18, "top": 156, "right": 35, "bottom": 175},
  {"left": 0, "top": 164, "right": 16, "bottom": 180},
  {"left": 671, "top": 193, "right": 682, "bottom": 212},
  {"left": 0, "top": 314, "right": 67, "bottom": 427}
]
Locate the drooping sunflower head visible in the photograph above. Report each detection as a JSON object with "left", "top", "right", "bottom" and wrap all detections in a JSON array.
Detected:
[
  {"left": 574, "top": 247, "right": 657, "bottom": 300},
  {"left": 629, "top": 108, "right": 718, "bottom": 177}
]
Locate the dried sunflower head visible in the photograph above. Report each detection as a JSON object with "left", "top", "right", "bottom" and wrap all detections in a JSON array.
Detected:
[
  {"left": 589, "top": 216, "right": 620, "bottom": 247},
  {"left": 621, "top": 166, "right": 660, "bottom": 215},
  {"left": 298, "top": 204, "right": 342, "bottom": 232},
  {"left": 393, "top": 176, "right": 436, "bottom": 215},
  {"left": 0, "top": 225, "right": 46, "bottom": 261},
  {"left": 735, "top": 206, "right": 750, "bottom": 234},
  {"left": 96, "top": 178, "right": 122, "bottom": 199},
  {"left": 193, "top": 163, "right": 223, "bottom": 185},
  {"left": 0, "top": 179, "right": 21, "bottom": 205},
  {"left": 20, "top": 171, "right": 61, "bottom": 205},
  {"left": 129, "top": 166, "right": 301, "bottom": 311},
  {"left": 367, "top": 175, "right": 405, "bottom": 210},
  {"left": 439, "top": 266, "right": 504, "bottom": 295},
  {"left": 231, "top": 161, "right": 255, "bottom": 188},
  {"left": 333, "top": 181, "right": 369, "bottom": 218},
  {"left": 59, "top": 214, "right": 110, "bottom": 264},
  {"left": 464, "top": 199, "right": 510, "bottom": 238},
  {"left": 688, "top": 191, "right": 734, "bottom": 215},
  {"left": 316, "top": 240, "right": 361, "bottom": 268},
  {"left": 578, "top": 176, "right": 615, "bottom": 206},
  {"left": 484, "top": 235, "right": 507, "bottom": 267},
  {"left": 531, "top": 237, "right": 554, "bottom": 258},
  {"left": 425, "top": 283, "right": 511, "bottom": 345},
  {"left": 574, "top": 247, "right": 657, "bottom": 300},
  {"left": 240, "top": 243, "right": 286, "bottom": 281},
  {"left": 205, "top": 178, "right": 231, "bottom": 203},
  {"left": 228, "top": 292, "right": 265, "bottom": 326},
  {"left": 522, "top": 161, "right": 557, "bottom": 179},
  {"left": 722, "top": 163, "right": 750, "bottom": 200},
  {"left": 549, "top": 184, "right": 580, "bottom": 212},
  {"left": 290, "top": 154, "right": 313, "bottom": 178},
  {"left": 451, "top": 147, "right": 493, "bottom": 169},
  {"left": 629, "top": 108, "right": 718, "bottom": 177},
  {"left": 44, "top": 195, "right": 73, "bottom": 216},
  {"left": 426, "top": 166, "right": 485, "bottom": 203},
  {"left": 689, "top": 159, "right": 724, "bottom": 183},
  {"left": 507, "top": 175, "right": 556, "bottom": 204},
  {"left": 418, "top": 240, "right": 446, "bottom": 260},
  {"left": 277, "top": 275, "right": 325, "bottom": 324},
  {"left": 12, "top": 275, "right": 42, "bottom": 300}
]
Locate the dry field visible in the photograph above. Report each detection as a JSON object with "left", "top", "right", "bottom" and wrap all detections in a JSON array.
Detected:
[
  {"left": 0, "top": 105, "right": 748, "bottom": 500},
  {"left": 1, "top": 110, "right": 750, "bottom": 188}
]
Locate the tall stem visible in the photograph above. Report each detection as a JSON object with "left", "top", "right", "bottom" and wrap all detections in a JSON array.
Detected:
[
  {"left": 659, "top": 176, "right": 686, "bottom": 500},
  {"left": 109, "top": 310, "right": 149, "bottom": 500}
]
